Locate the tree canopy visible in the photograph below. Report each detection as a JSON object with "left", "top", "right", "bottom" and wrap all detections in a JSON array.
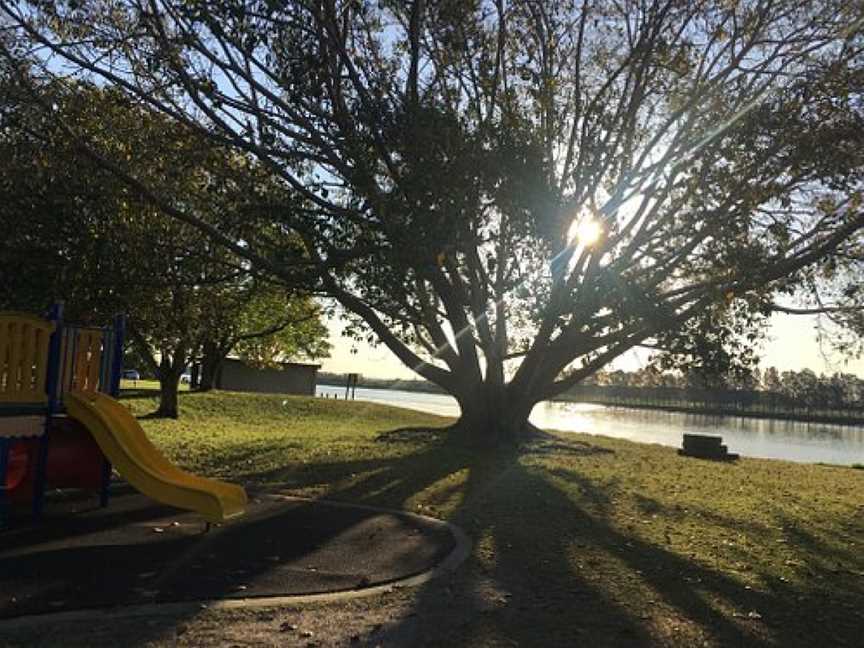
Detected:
[
  {"left": 0, "top": 76, "right": 330, "bottom": 416},
  {"left": 3, "top": 0, "right": 863, "bottom": 442},
  {"left": 196, "top": 279, "right": 331, "bottom": 391}
]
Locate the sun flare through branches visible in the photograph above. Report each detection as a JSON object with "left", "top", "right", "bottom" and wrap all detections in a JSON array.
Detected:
[{"left": 569, "top": 216, "right": 603, "bottom": 249}]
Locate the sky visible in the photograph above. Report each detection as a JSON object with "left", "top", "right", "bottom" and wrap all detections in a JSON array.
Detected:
[{"left": 319, "top": 313, "right": 864, "bottom": 381}]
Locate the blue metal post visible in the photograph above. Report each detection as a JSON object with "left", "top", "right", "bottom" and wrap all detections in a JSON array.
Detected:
[
  {"left": 33, "top": 302, "right": 64, "bottom": 520},
  {"left": 98, "top": 314, "right": 125, "bottom": 507},
  {"left": 67, "top": 328, "right": 79, "bottom": 392},
  {"left": 98, "top": 328, "right": 112, "bottom": 394},
  {"left": 45, "top": 302, "right": 64, "bottom": 415},
  {"left": 99, "top": 454, "right": 112, "bottom": 508},
  {"left": 0, "top": 438, "right": 9, "bottom": 528},
  {"left": 109, "top": 314, "right": 125, "bottom": 398}
]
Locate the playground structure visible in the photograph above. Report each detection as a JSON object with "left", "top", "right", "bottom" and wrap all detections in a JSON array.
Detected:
[{"left": 0, "top": 305, "right": 246, "bottom": 527}]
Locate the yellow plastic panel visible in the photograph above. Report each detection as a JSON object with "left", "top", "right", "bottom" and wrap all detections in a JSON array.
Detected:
[
  {"left": 65, "top": 391, "right": 247, "bottom": 523},
  {"left": 0, "top": 313, "right": 55, "bottom": 404}
]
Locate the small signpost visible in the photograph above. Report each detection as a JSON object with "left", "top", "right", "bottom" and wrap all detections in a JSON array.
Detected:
[{"left": 345, "top": 373, "right": 359, "bottom": 400}]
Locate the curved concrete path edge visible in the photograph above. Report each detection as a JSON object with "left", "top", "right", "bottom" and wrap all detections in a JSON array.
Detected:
[{"left": 0, "top": 494, "right": 472, "bottom": 630}]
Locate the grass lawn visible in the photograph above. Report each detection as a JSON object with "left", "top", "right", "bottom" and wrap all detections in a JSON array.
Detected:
[{"left": 8, "top": 389, "right": 864, "bottom": 646}]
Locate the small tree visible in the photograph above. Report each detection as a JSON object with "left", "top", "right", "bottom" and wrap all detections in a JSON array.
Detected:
[
  {"left": 762, "top": 367, "right": 783, "bottom": 394},
  {"left": 197, "top": 281, "right": 331, "bottom": 391}
]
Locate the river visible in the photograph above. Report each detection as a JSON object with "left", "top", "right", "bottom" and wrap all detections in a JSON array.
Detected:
[{"left": 318, "top": 384, "right": 864, "bottom": 466}]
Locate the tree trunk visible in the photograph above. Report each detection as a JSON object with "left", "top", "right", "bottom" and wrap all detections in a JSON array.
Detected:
[
  {"left": 453, "top": 382, "right": 537, "bottom": 447},
  {"left": 156, "top": 358, "right": 182, "bottom": 418},
  {"left": 198, "top": 340, "right": 224, "bottom": 392}
]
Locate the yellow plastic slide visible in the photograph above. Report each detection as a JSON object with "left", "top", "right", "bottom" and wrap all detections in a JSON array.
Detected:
[{"left": 65, "top": 391, "right": 247, "bottom": 523}]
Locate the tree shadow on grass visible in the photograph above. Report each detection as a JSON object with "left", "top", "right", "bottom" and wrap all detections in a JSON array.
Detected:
[
  {"left": 260, "top": 429, "right": 862, "bottom": 647},
  {"left": 3, "top": 425, "right": 862, "bottom": 647},
  {"left": 117, "top": 388, "right": 164, "bottom": 401},
  {"left": 365, "top": 445, "right": 751, "bottom": 647},
  {"left": 239, "top": 431, "right": 762, "bottom": 645}
]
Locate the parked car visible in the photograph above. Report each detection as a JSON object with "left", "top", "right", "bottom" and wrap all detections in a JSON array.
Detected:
[{"left": 122, "top": 369, "right": 141, "bottom": 381}]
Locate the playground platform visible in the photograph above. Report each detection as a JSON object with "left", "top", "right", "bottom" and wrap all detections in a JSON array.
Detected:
[{"left": 0, "top": 487, "right": 462, "bottom": 620}]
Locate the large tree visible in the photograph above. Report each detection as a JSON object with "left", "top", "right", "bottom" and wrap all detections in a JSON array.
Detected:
[{"left": 3, "top": 0, "right": 863, "bottom": 444}]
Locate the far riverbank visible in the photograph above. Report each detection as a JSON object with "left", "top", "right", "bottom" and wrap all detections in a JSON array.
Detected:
[
  {"left": 317, "top": 384, "right": 864, "bottom": 466},
  {"left": 318, "top": 377, "right": 864, "bottom": 428}
]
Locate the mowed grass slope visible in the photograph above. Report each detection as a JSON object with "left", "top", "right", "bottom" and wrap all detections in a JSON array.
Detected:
[
  {"left": 116, "top": 389, "right": 864, "bottom": 647},
  {"left": 125, "top": 390, "right": 452, "bottom": 496}
]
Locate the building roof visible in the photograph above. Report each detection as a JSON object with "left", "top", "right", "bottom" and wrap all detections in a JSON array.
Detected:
[{"left": 223, "top": 357, "right": 322, "bottom": 370}]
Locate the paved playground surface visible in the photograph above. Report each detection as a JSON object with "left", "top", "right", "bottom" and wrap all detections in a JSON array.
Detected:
[{"left": 0, "top": 487, "right": 457, "bottom": 620}]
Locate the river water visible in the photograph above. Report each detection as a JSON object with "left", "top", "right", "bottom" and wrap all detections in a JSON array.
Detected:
[{"left": 318, "top": 384, "right": 864, "bottom": 466}]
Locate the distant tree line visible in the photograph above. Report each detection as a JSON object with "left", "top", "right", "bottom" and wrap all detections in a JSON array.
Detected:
[
  {"left": 573, "top": 366, "right": 864, "bottom": 416},
  {"left": 321, "top": 365, "right": 864, "bottom": 416}
]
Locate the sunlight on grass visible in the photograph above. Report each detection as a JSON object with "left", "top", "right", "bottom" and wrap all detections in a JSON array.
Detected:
[
  {"left": 125, "top": 390, "right": 451, "bottom": 487},
  {"left": 118, "top": 389, "right": 864, "bottom": 646}
]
